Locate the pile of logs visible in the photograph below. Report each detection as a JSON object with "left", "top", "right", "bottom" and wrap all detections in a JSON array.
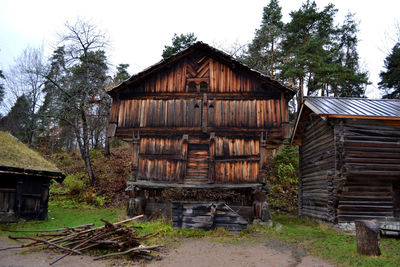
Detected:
[{"left": 1, "top": 215, "right": 162, "bottom": 264}]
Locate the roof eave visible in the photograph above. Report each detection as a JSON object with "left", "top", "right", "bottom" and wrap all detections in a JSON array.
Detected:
[{"left": 0, "top": 165, "right": 65, "bottom": 183}]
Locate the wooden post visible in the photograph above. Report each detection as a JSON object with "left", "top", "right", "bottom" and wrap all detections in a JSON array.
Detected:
[
  {"left": 258, "top": 132, "right": 267, "bottom": 183},
  {"left": 208, "top": 132, "right": 215, "bottom": 183},
  {"left": 202, "top": 93, "right": 208, "bottom": 133},
  {"left": 40, "top": 182, "right": 50, "bottom": 220},
  {"left": 355, "top": 220, "right": 381, "bottom": 256},
  {"left": 15, "top": 179, "right": 23, "bottom": 218},
  {"left": 132, "top": 131, "right": 140, "bottom": 181},
  {"left": 181, "top": 134, "right": 188, "bottom": 183}
]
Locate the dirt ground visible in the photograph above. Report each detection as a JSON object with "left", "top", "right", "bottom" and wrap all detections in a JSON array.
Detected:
[{"left": 0, "top": 236, "right": 334, "bottom": 267}]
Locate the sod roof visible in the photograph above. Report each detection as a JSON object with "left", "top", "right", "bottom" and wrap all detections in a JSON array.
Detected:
[{"left": 0, "top": 131, "right": 59, "bottom": 172}]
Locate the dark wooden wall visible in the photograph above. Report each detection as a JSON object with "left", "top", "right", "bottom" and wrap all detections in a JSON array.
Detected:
[
  {"left": 299, "top": 116, "right": 336, "bottom": 221},
  {"left": 299, "top": 117, "right": 400, "bottom": 223},
  {"left": 0, "top": 175, "right": 50, "bottom": 221},
  {"left": 337, "top": 120, "right": 400, "bottom": 222}
]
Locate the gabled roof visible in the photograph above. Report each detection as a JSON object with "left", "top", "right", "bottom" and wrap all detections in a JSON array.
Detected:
[
  {"left": 291, "top": 97, "right": 400, "bottom": 145},
  {"left": 0, "top": 131, "right": 64, "bottom": 181},
  {"left": 107, "top": 41, "right": 296, "bottom": 96}
]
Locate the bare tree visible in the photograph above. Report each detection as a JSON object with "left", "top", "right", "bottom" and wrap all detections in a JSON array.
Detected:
[
  {"left": 3, "top": 46, "right": 46, "bottom": 144},
  {"left": 45, "top": 18, "right": 110, "bottom": 185}
]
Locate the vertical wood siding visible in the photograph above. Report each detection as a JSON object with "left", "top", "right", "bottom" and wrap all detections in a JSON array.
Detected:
[
  {"left": 214, "top": 137, "right": 260, "bottom": 183},
  {"left": 111, "top": 52, "right": 291, "bottom": 186},
  {"left": 118, "top": 99, "right": 202, "bottom": 128},
  {"left": 208, "top": 100, "right": 281, "bottom": 128},
  {"left": 209, "top": 59, "right": 262, "bottom": 92},
  {"left": 137, "top": 137, "right": 185, "bottom": 182}
]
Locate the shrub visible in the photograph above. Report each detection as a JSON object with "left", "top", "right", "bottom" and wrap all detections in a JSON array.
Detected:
[
  {"left": 266, "top": 145, "right": 299, "bottom": 212},
  {"left": 49, "top": 173, "right": 106, "bottom": 208},
  {"left": 89, "top": 149, "right": 103, "bottom": 160}
]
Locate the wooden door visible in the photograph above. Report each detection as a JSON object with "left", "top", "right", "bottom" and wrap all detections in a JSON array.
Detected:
[{"left": 185, "top": 143, "right": 209, "bottom": 184}]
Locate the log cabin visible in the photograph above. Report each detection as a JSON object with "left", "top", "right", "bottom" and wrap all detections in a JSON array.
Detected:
[
  {"left": 0, "top": 131, "right": 64, "bottom": 222},
  {"left": 107, "top": 42, "right": 295, "bottom": 222},
  {"left": 292, "top": 97, "right": 400, "bottom": 227}
]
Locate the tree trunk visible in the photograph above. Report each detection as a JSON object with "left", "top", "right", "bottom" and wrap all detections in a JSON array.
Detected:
[
  {"left": 104, "top": 111, "right": 110, "bottom": 156},
  {"left": 355, "top": 220, "right": 381, "bottom": 256},
  {"left": 75, "top": 110, "right": 96, "bottom": 186},
  {"left": 297, "top": 76, "right": 304, "bottom": 107}
]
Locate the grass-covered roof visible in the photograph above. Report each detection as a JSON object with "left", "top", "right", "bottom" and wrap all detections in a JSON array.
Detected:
[{"left": 0, "top": 131, "right": 59, "bottom": 172}]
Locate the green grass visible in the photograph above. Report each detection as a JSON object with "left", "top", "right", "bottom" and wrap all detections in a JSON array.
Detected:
[
  {"left": 0, "top": 131, "right": 59, "bottom": 171},
  {"left": 1, "top": 208, "right": 399, "bottom": 267},
  {"left": 0, "top": 206, "right": 126, "bottom": 236},
  {"left": 248, "top": 216, "right": 400, "bottom": 267}
]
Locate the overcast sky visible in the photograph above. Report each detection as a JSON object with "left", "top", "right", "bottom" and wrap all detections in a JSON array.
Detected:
[{"left": 1, "top": 0, "right": 399, "bottom": 99}]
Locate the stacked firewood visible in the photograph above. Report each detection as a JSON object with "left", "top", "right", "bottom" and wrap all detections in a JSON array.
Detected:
[{"left": 1, "top": 215, "right": 162, "bottom": 264}]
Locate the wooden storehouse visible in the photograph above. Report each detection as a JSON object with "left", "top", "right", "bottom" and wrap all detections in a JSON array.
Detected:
[
  {"left": 0, "top": 131, "right": 64, "bottom": 222},
  {"left": 292, "top": 97, "right": 400, "bottom": 224},
  {"left": 107, "top": 42, "right": 295, "bottom": 221}
]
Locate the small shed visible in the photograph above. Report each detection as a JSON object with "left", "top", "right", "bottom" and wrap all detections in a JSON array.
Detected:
[
  {"left": 292, "top": 97, "right": 400, "bottom": 224},
  {"left": 0, "top": 131, "right": 65, "bottom": 222}
]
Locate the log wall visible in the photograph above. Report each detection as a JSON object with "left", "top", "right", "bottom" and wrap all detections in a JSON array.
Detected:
[
  {"left": 299, "top": 117, "right": 400, "bottom": 223},
  {"left": 299, "top": 116, "right": 335, "bottom": 221},
  {"left": 337, "top": 120, "right": 400, "bottom": 222}
]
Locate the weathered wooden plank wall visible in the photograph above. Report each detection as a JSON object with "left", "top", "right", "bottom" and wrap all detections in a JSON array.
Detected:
[
  {"left": 110, "top": 49, "right": 291, "bottom": 186},
  {"left": 209, "top": 59, "right": 261, "bottom": 93},
  {"left": 137, "top": 137, "right": 186, "bottom": 182},
  {"left": 213, "top": 137, "right": 260, "bottom": 183},
  {"left": 207, "top": 100, "right": 281, "bottom": 128}
]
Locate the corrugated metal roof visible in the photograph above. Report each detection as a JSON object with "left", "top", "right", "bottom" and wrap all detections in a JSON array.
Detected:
[{"left": 304, "top": 97, "right": 400, "bottom": 118}]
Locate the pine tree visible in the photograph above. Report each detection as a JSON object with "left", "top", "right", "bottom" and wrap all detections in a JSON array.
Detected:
[
  {"left": 328, "top": 13, "right": 369, "bottom": 97},
  {"left": 114, "top": 63, "right": 130, "bottom": 84},
  {"left": 162, "top": 33, "right": 197, "bottom": 59},
  {"left": 0, "top": 69, "right": 5, "bottom": 105},
  {"left": 280, "top": 0, "right": 337, "bottom": 102},
  {"left": 242, "top": 0, "right": 284, "bottom": 77},
  {"left": 379, "top": 42, "right": 400, "bottom": 98},
  {"left": 0, "top": 95, "right": 31, "bottom": 142}
]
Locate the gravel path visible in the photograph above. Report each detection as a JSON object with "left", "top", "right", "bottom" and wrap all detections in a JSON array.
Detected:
[{"left": 0, "top": 236, "right": 334, "bottom": 267}]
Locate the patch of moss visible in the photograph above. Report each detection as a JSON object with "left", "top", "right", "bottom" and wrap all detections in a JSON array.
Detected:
[{"left": 0, "top": 131, "right": 59, "bottom": 171}]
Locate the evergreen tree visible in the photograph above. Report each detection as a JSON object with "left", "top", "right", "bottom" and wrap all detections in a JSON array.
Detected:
[
  {"left": 280, "top": 0, "right": 337, "bottom": 102},
  {"left": 379, "top": 42, "right": 400, "bottom": 98},
  {"left": 114, "top": 63, "right": 130, "bottom": 84},
  {"left": 162, "top": 33, "right": 197, "bottom": 59},
  {"left": 0, "top": 69, "right": 5, "bottom": 105},
  {"left": 328, "top": 13, "right": 369, "bottom": 97},
  {"left": 242, "top": 0, "right": 284, "bottom": 77},
  {"left": 0, "top": 95, "right": 31, "bottom": 142}
]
